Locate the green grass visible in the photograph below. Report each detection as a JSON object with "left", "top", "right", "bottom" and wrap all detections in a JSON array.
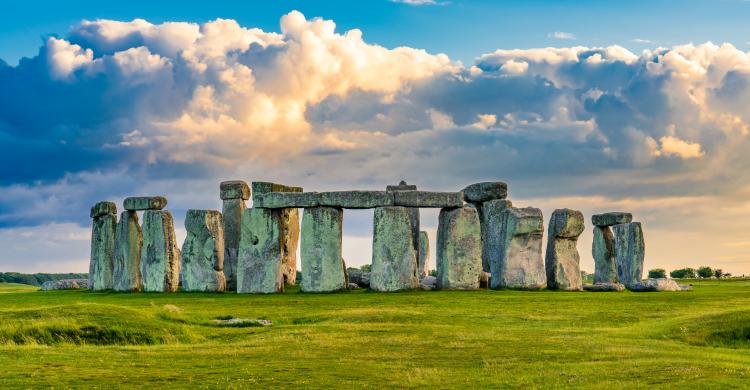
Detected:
[{"left": 0, "top": 281, "right": 749, "bottom": 388}]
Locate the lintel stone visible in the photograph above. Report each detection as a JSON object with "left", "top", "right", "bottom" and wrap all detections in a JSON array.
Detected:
[
  {"left": 251, "top": 182, "right": 303, "bottom": 203},
  {"left": 220, "top": 180, "right": 250, "bottom": 200},
  {"left": 254, "top": 192, "right": 320, "bottom": 208},
  {"left": 462, "top": 182, "right": 508, "bottom": 203},
  {"left": 393, "top": 191, "right": 463, "bottom": 208},
  {"left": 124, "top": 196, "right": 167, "bottom": 211},
  {"left": 592, "top": 212, "right": 632, "bottom": 227},
  {"left": 91, "top": 201, "right": 117, "bottom": 218},
  {"left": 319, "top": 191, "right": 394, "bottom": 209}
]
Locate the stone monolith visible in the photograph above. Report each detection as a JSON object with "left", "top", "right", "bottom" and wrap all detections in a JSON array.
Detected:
[
  {"left": 387, "top": 181, "right": 421, "bottom": 265},
  {"left": 488, "top": 207, "right": 546, "bottom": 289},
  {"left": 480, "top": 199, "right": 513, "bottom": 273},
  {"left": 418, "top": 231, "right": 430, "bottom": 278},
  {"left": 436, "top": 206, "right": 482, "bottom": 289},
  {"left": 89, "top": 201, "right": 117, "bottom": 290},
  {"left": 593, "top": 226, "right": 617, "bottom": 283},
  {"left": 238, "top": 207, "right": 284, "bottom": 293},
  {"left": 252, "top": 181, "right": 300, "bottom": 285},
  {"left": 300, "top": 207, "right": 347, "bottom": 292},
  {"left": 371, "top": 206, "right": 419, "bottom": 291},
  {"left": 613, "top": 222, "right": 645, "bottom": 288},
  {"left": 113, "top": 210, "right": 143, "bottom": 291},
  {"left": 140, "top": 210, "right": 180, "bottom": 292},
  {"left": 220, "top": 180, "right": 250, "bottom": 291},
  {"left": 180, "top": 209, "right": 226, "bottom": 292},
  {"left": 545, "top": 208, "right": 585, "bottom": 291}
]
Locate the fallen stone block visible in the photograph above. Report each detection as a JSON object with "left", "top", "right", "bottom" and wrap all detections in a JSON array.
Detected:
[
  {"left": 348, "top": 282, "right": 360, "bottom": 289},
  {"left": 300, "top": 207, "right": 348, "bottom": 292},
  {"left": 319, "top": 191, "right": 394, "bottom": 208},
  {"left": 393, "top": 191, "right": 463, "bottom": 208},
  {"left": 582, "top": 282, "right": 626, "bottom": 292},
  {"left": 238, "top": 207, "right": 284, "bottom": 293},
  {"left": 418, "top": 231, "right": 430, "bottom": 278},
  {"left": 123, "top": 196, "right": 168, "bottom": 211},
  {"left": 220, "top": 180, "right": 251, "bottom": 200},
  {"left": 113, "top": 210, "right": 143, "bottom": 291},
  {"left": 371, "top": 206, "right": 419, "bottom": 291},
  {"left": 251, "top": 181, "right": 303, "bottom": 203},
  {"left": 140, "top": 210, "right": 180, "bottom": 292},
  {"left": 41, "top": 279, "right": 89, "bottom": 291},
  {"left": 89, "top": 201, "right": 117, "bottom": 291},
  {"left": 545, "top": 208, "right": 585, "bottom": 291},
  {"left": 461, "top": 181, "right": 508, "bottom": 203},
  {"left": 180, "top": 209, "right": 226, "bottom": 292},
  {"left": 613, "top": 222, "right": 645, "bottom": 288},
  {"left": 488, "top": 207, "right": 546, "bottom": 289},
  {"left": 592, "top": 212, "right": 632, "bottom": 227},
  {"left": 436, "top": 206, "right": 482, "bottom": 290},
  {"left": 253, "top": 192, "right": 320, "bottom": 208},
  {"left": 629, "top": 278, "right": 683, "bottom": 292},
  {"left": 593, "top": 226, "right": 617, "bottom": 283}
]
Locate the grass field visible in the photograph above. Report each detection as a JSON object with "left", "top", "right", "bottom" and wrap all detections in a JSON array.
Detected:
[{"left": 0, "top": 280, "right": 748, "bottom": 388}]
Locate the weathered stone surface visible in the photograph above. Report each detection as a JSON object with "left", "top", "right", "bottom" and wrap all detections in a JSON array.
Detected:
[
  {"left": 592, "top": 212, "right": 632, "bottom": 227},
  {"left": 222, "top": 198, "right": 245, "bottom": 291},
  {"left": 348, "top": 282, "right": 359, "bottom": 289},
  {"left": 220, "top": 180, "right": 250, "bottom": 200},
  {"left": 280, "top": 208, "right": 299, "bottom": 285},
  {"left": 41, "top": 279, "right": 88, "bottom": 291},
  {"left": 386, "top": 181, "right": 421, "bottom": 265},
  {"left": 462, "top": 182, "right": 508, "bottom": 203},
  {"left": 393, "top": 191, "right": 463, "bottom": 208},
  {"left": 545, "top": 208, "right": 585, "bottom": 291},
  {"left": 253, "top": 192, "right": 320, "bottom": 208},
  {"left": 479, "top": 199, "right": 513, "bottom": 273},
  {"left": 418, "top": 231, "right": 430, "bottom": 278},
  {"left": 613, "top": 222, "right": 645, "bottom": 288},
  {"left": 593, "top": 226, "right": 617, "bottom": 283},
  {"left": 583, "top": 282, "right": 626, "bottom": 292},
  {"left": 301, "top": 207, "right": 347, "bottom": 292},
  {"left": 123, "top": 196, "right": 167, "bottom": 211},
  {"left": 113, "top": 211, "right": 143, "bottom": 291},
  {"left": 251, "top": 181, "right": 303, "bottom": 203},
  {"left": 319, "top": 191, "right": 394, "bottom": 208},
  {"left": 420, "top": 275, "right": 437, "bottom": 290},
  {"left": 90, "top": 201, "right": 117, "bottom": 218},
  {"left": 140, "top": 210, "right": 180, "bottom": 292},
  {"left": 180, "top": 210, "right": 226, "bottom": 292},
  {"left": 436, "top": 207, "right": 482, "bottom": 290},
  {"left": 89, "top": 211, "right": 116, "bottom": 290},
  {"left": 629, "top": 278, "right": 682, "bottom": 292},
  {"left": 371, "top": 207, "right": 419, "bottom": 291},
  {"left": 347, "top": 269, "right": 370, "bottom": 288},
  {"left": 238, "top": 207, "right": 284, "bottom": 293},
  {"left": 488, "top": 207, "right": 546, "bottom": 289}
]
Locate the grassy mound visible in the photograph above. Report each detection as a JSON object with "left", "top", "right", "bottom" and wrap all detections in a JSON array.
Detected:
[
  {"left": 671, "top": 310, "right": 750, "bottom": 349},
  {"left": 0, "top": 303, "right": 200, "bottom": 346}
]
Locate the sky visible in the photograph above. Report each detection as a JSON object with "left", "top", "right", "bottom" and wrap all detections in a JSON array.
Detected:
[{"left": 2, "top": 0, "right": 750, "bottom": 275}]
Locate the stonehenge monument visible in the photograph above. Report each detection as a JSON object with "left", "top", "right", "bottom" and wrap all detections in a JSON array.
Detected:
[
  {"left": 89, "top": 179, "right": 654, "bottom": 294},
  {"left": 181, "top": 209, "right": 226, "bottom": 292},
  {"left": 300, "top": 207, "right": 347, "bottom": 292},
  {"left": 545, "top": 208, "right": 585, "bottom": 291},
  {"left": 220, "top": 180, "right": 250, "bottom": 291},
  {"left": 436, "top": 206, "right": 482, "bottom": 289}
]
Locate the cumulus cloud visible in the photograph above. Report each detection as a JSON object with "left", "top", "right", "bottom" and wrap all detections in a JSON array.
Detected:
[
  {"left": 548, "top": 31, "right": 576, "bottom": 40},
  {"left": 3, "top": 12, "right": 750, "bottom": 272}
]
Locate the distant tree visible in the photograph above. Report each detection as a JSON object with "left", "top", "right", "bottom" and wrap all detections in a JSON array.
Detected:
[
  {"left": 428, "top": 269, "right": 437, "bottom": 277},
  {"left": 360, "top": 264, "right": 371, "bottom": 273},
  {"left": 648, "top": 268, "right": 667, "bottom": 278},
  {"left": 697, "top": 266, "right": 713, "bottom": 278},
  {"left": 723, "top": 272, "right": 732, "bottom": 278},
  {"left": 713, "top": 269, "right": 723, "bottom": 279},
  {"left": 670, "top": 268, "right": 696, "bottom": 279}
]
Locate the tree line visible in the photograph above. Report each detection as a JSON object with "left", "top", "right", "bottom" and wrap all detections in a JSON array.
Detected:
[
  {"left": 647, "top": 267, "right": 732, "bottom": 279},
  {"left": 0, "top": 272, "right": 88, "bottom": 286}
]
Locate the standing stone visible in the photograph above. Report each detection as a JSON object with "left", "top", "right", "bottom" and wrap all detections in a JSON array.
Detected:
[
  {"left": 545, "top": 208, "right": 585, "bottom": 291},
  {"left": 480, "top": 199, "right": 513, "bottom": 273},
  {"left": 436, "top": 206, "right": 482, "bottom": 290},
  {"left": 220, "top": 180, "right": 250, "bottom": 291},
  {"left": 180, "top": 210, "right": 226, "bottom": 292},
  {"left": 301, "top": 207, "right": 347, "bottom": 292},
  {"left": 386, "top": 181, "right": 421, "bottom": 264},
  {"left": 89, "top": 201, "right": 117, "bottom": 290},
  {"left": 252, "top": 182, "right": 301, "bottom": 286},
  {"left": 371, "top": 207, "right": 419, "bottom": 291},
  {"left": 488, "top": 207, "right": 546, "bottom": 289},
  {"left": 593, "top": 226, "right": 617, "bottom": 283},
  {"left": 140, "top": 210, "right": 180, "bottom": 292},
  {"left": 418, "top": 231, "right": 430, "bottom": 278},
  {"left": 613, "top": 222, "right": 645, "bottom": 288},
  {"left": 113, "top": 210, "right": 143, "bottom": 291},
  {"left": 238, "top": 207, "right": 284, "bottom": 293}
]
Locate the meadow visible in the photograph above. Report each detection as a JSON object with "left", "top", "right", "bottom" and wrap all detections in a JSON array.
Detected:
[{"left": 0, "top": 280, "right": 748, "bottom": 388}]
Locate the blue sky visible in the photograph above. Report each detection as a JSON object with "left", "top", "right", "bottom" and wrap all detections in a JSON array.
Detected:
[{"left": 2, "top": 1, "right": 750, "bottom": 275}]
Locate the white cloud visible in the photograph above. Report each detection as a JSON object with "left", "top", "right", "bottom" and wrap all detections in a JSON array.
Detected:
[
  {"left": 389, "top": 0, "right": 448, "bottom": 5},
  {"left": 548, "top": 31, "right": 576, "bottom": 40},
  {"left": 653, "top": 135, "right": 705, "bottom": 159},
  {"left": 632, "top": 38, "right": 653, "bottom": 44}
]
